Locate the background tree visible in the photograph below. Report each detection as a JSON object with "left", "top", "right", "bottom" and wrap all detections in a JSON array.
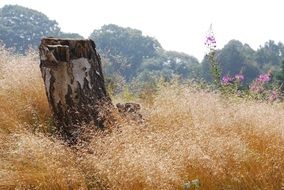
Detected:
[
  {"left": 138, "top": 50, "right": 199, "bottom": 81},
  {"left": 200, "top": 40, "right": 260, "bottom": 83},
  {"left": 255, "top": 40, "right": 284, "bottom": 71},
  {"left": 89, "top": 24, "right": 162, "bottom": 80},
  {"left": 0, "top": 5, "right": 82, "bottom": 53},
  {"left": 90, "top": 24, "right": 200, "bottom": 84}
]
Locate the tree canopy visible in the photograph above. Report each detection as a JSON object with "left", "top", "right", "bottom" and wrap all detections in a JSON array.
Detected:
[
  {"left": 0, "top": 5, "right": 82, "bottom": 53},
  {"left": 90, "top": 24, "right": 201, "bottom": 83},
  {"left": 255, "top": 40, "right": 284, "bottom": 71},
  {"left": 90, "top": 24, "right": 162, "bottom": 80}
]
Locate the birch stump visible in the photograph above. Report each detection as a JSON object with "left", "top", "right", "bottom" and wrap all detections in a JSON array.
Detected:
[{"left": 39, "top": 38, "right": 111, "bottom": 143}]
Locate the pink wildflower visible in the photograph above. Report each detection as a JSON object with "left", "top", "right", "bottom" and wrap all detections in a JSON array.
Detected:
[
  {"left": 234, "top": 74, "right": 244, "bottom": 81},
  {"left": 221, "top": 76, "right": 234, "bottom": 85},
  {"left": 257, "top": 73, "right": 270, "bottom": 83}
]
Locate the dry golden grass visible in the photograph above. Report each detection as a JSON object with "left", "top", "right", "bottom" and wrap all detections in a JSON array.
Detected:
[
  {"left": 0, "top": 48, "right": 283, "bottom": 189},
  {"left": 0, "top": 48, "right": 86, "bottom": 189},
  {"left": 82, "top": 85, "right": 284, "bottom": 189},
  {"left": 0, "top": 47, "right": 51, "bottom": 133}
]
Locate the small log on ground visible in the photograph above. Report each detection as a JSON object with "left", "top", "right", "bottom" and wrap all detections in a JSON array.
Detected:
[
  {"left": 116, "top": 103, "right": 143, "bottom": 123},
  {"left": 39, "top": 38, "right": 112, "bottom": 143}
]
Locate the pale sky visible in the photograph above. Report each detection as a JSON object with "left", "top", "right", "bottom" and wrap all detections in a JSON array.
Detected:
[{"left": 0, "top": 0, "right": 284, "bottom": 61}]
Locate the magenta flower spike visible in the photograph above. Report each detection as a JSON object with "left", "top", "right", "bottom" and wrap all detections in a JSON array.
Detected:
[{"left": 205, "top": 24, "right": 217, "bottom": 50}]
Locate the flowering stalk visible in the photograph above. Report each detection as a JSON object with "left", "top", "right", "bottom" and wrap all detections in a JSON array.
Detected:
[{"left": 205, "top": 24, "right": 221, "bottom": 87}]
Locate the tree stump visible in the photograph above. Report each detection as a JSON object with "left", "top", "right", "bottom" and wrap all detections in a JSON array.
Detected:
[{"left": 39, "top": 38, "right": 112, "bottom": 143}]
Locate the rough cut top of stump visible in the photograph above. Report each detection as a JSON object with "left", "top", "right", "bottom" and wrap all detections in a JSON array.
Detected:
[{"left": 40, "top": 38, "right": 99, "bottom": 66}]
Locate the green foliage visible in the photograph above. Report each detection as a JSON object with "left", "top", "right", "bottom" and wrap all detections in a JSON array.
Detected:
[
  {"left": 0, "top": 5, "right": 82, "bottom": 53},
  {"left": 140, "top": 50, "right": 199, "bottom": 80},
  {"left": 255, "top": 40, "right": 284, "bottom": 71},
  {"left": 201, "top": 40, "right": 260, "bottom": 84},
  {"left": 122, "top": 85, "right": 135, "bottom": 101},
  {"left": 207, "top": 50, "right": 221, "bottom": 87},
  {"left": 202, "top": 31, "right": 282, "bottom": 102},
  {"left": 219, "top": 40, "right": 248, "bottom": 74},
  {"left": 275, "top": 60, "right": 284, "bottom": 90},
  {"left": 201, "top": 39, "right": 284, "bottom": 86},
  {"left": 183, "top": 179, "right": 200, "bottom": 190},
  {"left": 90, "top": 24, "right": 162, "bottom": 80},
  {"left": 0, "top": 5, "right": 59, "bottom": 52},
  {"left": 91, "top": 24, "right": 200, "bottom": 85}
]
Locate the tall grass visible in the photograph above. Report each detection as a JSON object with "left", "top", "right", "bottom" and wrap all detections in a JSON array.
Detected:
[
  {"left": 0, "top": 48, "right": 283, "bottom": 189},
  {"left": 0, "top": 48, "right": 86, "bottom": 189},
  {"left": 0, "top": 47, "right": 50, "bottom": 133}
]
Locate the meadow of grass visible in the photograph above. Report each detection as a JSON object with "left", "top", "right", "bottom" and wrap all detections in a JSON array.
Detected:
[{"left": 0, "top": 47, "right": 283, "bottom": 189}]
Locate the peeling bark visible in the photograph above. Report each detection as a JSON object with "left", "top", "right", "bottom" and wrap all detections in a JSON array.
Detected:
[{"left": 39, "top": 38, "right": 111, "bottom": 143}]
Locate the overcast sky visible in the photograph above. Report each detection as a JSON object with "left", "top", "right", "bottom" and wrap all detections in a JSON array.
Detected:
[{"left": 0, "top": 0, "right": 283, "bottom": 60}]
